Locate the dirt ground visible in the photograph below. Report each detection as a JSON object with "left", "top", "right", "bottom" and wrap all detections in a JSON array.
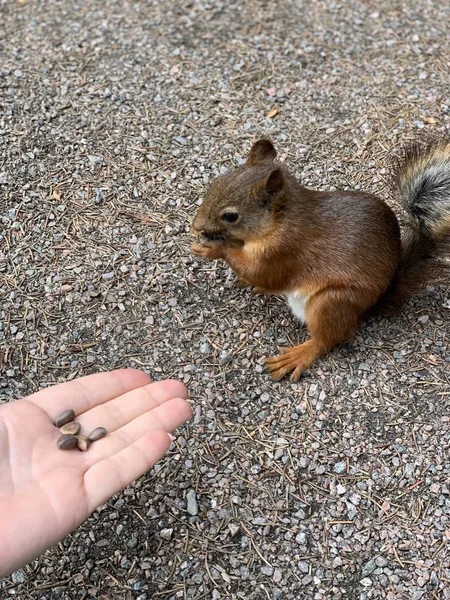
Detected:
[{"left": 1, "top": 0, "right": 449, "bottom": 599}]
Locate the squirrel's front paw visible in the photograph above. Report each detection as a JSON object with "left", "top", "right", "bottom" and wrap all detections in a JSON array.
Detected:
[
  {"left": 235, "top": 277, "right": 271, "bottom": 295},
  {"left": 191, "top": 242, "right": 224, "bottom": 260}
]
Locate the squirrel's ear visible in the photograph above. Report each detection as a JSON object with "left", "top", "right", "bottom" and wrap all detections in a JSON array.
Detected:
[
  {"left": 265, "top": 168, "right": 284, "bottom": 194},
  {"left": 252, "top": 168, "right": 285, "bottom": 198},
  {"left": 246, "top": 139, "right": 277, "bottom": 166}
]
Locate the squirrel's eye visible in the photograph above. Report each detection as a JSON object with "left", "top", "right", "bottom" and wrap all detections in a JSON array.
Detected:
[{"left": 222, "top": 212, "right": 239, "bottom": 223}]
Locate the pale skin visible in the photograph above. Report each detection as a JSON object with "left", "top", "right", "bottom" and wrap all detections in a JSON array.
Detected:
[{"left": 0, "top": 369, "right": 192, "bottom": 578}]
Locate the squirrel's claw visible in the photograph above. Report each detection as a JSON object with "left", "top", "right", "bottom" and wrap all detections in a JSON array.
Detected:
[
  {"left": 235, "top": 277, "right": 250, "bottom": 289},
  {"left": 235, "top": 277, "right": 271, "bottom": 295},
  {"left": 251, "top": 286, "right": 271, "bottom": 295},
  {"left": 264, "top": 351, "right": 299, "bottom": 381}
]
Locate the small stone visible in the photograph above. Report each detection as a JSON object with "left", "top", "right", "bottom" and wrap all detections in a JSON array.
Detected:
[
  {"left": 375, "top": 556, "right": 388, "bottom": 567},
  {"left": 59, "top": 421, "right": 81, "bottom": 435},
  {"left": 228, "top": 523, "right": 240, "bottom": 537},
  {"left": 297, "top": 561, "right": 309, "bottom": 573},
  {"left": 360, "top": 577, "right": 372, "bottom": 587},
  {"left": 55, "top": 409, "right": 76, "bottom": 427},
  {"left": 334, "top": 461, "right": 346, "bottom": 474},
  {"left": 273, "top": 569, "right": 282, "bottom": 583},
  {"left": 11, "top": 569, "right": 26, "bottom": 584},
  {"left": 95, "top": 189, "right": 104, "bottom": 204},
  {"left": 240, "top": 565, "right": 250, "bottom": 578},
  {"left": 120, "top": 556, "right": 131, "bottom": 568},
  {"left": 77, "top": 435, "right": 92, "bottom": 451},
  {"left": 295, "top": 532, "right": 307, "bottom": 544},
  {"left": 261, "top": 566, "right": 274, "bottom": 577},
  {"left": 88, "top": 427, "right": 107, "bottom": 442},
  {"left": 191, "top": 572, "right": 203, "bottom": 584},
  {"left": 88, "top": 154, "right": 103, "bottom": 165},
  {"left": 57, "top": 434, "right": 78, "bottom": 450},
  {"left": 186, "top": 489, "right": 199, "bottom": 516},
  {"left": 199, "top": 342, "right": 210, "bottom": 354},
  {"left": 362, "top": 560, "right": 376, "bottom": 575},
  {"left": 160, "top": 528, "right": 173, "bottom": 540}
]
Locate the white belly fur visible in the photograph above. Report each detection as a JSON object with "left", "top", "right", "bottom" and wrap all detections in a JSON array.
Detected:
[{"left": 286, "top": 291, "right": 310, "bottom": 324}]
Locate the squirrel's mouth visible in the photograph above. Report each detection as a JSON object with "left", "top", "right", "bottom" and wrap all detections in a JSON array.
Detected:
[{"left": 200, "top": 230, "right": 227, "bottom": 243}]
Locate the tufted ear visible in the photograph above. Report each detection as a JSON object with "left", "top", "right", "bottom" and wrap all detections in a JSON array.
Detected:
[
  {"left": 264, "top": 168, "right": 284, "bottom": 193},
  {"left": 252, "top": 167, "right": 285, "bottom": 199},
  {"left": 246, "top": 139, "right": 277, "bottom": 166}
]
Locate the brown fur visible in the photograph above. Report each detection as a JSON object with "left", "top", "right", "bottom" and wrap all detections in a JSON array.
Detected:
[{"left": 191, "top": 139, "right": 450, "bottom": 381}]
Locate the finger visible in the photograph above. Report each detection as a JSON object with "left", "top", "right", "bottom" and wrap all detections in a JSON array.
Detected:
[
  {"left": 84, "top": 430, "right": 172, "bottom": 509},
  {"left": 27, "top": 369, "right": 152, "bottom": 420},
  {"left": 86, "top": 397, "right": 192, "bottom": 463},
  {"left": 76, "top": 380, "right": 188, "bottom": 434}
]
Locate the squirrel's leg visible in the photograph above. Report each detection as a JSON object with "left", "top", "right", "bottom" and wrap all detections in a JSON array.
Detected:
[{"left": 265, "top": 288, "right": 366, "bottom": 381}]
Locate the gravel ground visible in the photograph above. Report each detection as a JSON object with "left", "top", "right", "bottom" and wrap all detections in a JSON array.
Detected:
[{"left": 1, "top": 0, "right": 449, "bottom": 598}]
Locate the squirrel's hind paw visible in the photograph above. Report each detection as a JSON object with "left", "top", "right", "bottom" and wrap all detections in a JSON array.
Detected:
[{"left": 264, "top": 340, "right": 321, "bottom": 382}]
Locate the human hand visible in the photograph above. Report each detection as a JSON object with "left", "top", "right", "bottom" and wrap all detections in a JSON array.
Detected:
[{"left": 0, "top": 369, "right": 191, "bottom": 577}]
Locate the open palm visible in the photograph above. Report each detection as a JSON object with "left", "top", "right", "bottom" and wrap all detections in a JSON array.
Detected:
[{"left": 0, "top": 369, "right": 191, "bottom": 578}]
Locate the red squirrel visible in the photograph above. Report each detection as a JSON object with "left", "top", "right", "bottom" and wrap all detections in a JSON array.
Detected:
[{"left": 191, "top": 139, "right": 450, "bottom": 381}]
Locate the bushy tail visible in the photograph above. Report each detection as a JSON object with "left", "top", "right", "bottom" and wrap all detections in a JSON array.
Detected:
[
  {"left": 399, "top": 140, "right": 450, "bottom": 238},
  {"left": 379, "top": 139, "right": 450, "bottom": 311}
]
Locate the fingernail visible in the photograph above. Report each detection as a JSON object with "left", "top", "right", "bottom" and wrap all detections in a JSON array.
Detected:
[{"left": 168, "top": 433, "right": 175, "bottom": 441}]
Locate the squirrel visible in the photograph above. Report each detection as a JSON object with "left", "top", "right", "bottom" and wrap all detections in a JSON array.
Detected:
[{"left": 190, "top": 138, "right": 450, "bottom": 381}]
